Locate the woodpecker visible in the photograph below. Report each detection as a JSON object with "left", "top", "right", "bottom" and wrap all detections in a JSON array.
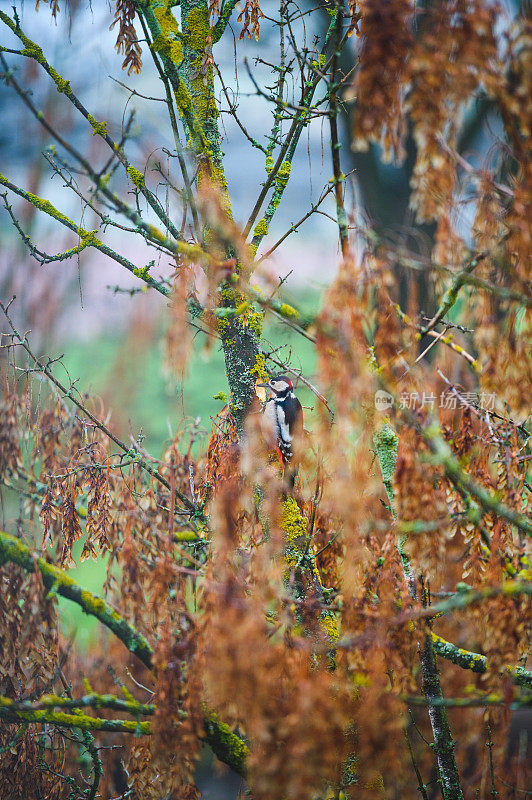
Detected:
[{"left": 257, "top": 375, "right": 303, "bottom": 467}]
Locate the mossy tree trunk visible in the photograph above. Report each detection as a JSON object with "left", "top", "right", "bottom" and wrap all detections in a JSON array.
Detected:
[{"left": 140, "top": 0, "right": 261, "bottom": 426}]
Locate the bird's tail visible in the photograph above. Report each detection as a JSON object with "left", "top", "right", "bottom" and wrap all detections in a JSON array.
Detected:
[{"left": 285, "top": 464, "right": 299, "bottom": 490}]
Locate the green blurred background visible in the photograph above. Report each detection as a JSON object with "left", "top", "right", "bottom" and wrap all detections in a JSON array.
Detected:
[{"left": 54, "top": 287, "right": 320, "bottom": 649}]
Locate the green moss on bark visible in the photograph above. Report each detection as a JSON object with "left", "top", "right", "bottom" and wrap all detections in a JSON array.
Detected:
[{"left": 373, "top": 422, "right": 398, "bottom": 515}]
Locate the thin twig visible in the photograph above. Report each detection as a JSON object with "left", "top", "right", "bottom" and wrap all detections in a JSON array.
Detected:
[{"left": 0, "top": 300, "right": 200, "bottom": 517}]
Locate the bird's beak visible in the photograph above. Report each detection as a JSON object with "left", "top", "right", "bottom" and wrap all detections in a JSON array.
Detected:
[{"left": 256, "top": 382, "right": 270, "bottom": 389}]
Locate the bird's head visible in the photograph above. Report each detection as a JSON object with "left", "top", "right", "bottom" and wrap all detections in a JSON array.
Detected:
[{"left": 257, "top": 374, "right": 293, "bottom": 397}]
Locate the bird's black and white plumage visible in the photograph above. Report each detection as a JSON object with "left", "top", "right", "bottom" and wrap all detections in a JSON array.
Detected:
[{"left": 258, "top": 375, "right": 303, "bottom": 466}]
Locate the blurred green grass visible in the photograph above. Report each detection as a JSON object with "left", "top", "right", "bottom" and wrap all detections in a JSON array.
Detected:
[
  {"left": 62, "top": 288, "right": 320, "bottom": 455},
  {"left": 57, "top": 288, "right": 322, "bottom": 647}
]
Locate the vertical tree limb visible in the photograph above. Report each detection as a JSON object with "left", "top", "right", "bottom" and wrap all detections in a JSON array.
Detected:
[
  {"left": 374, "top": 424, "right": 464, "bottom": 800},
  {"left": 328, "top": 0, "right": 350, "bottom": 258}
]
